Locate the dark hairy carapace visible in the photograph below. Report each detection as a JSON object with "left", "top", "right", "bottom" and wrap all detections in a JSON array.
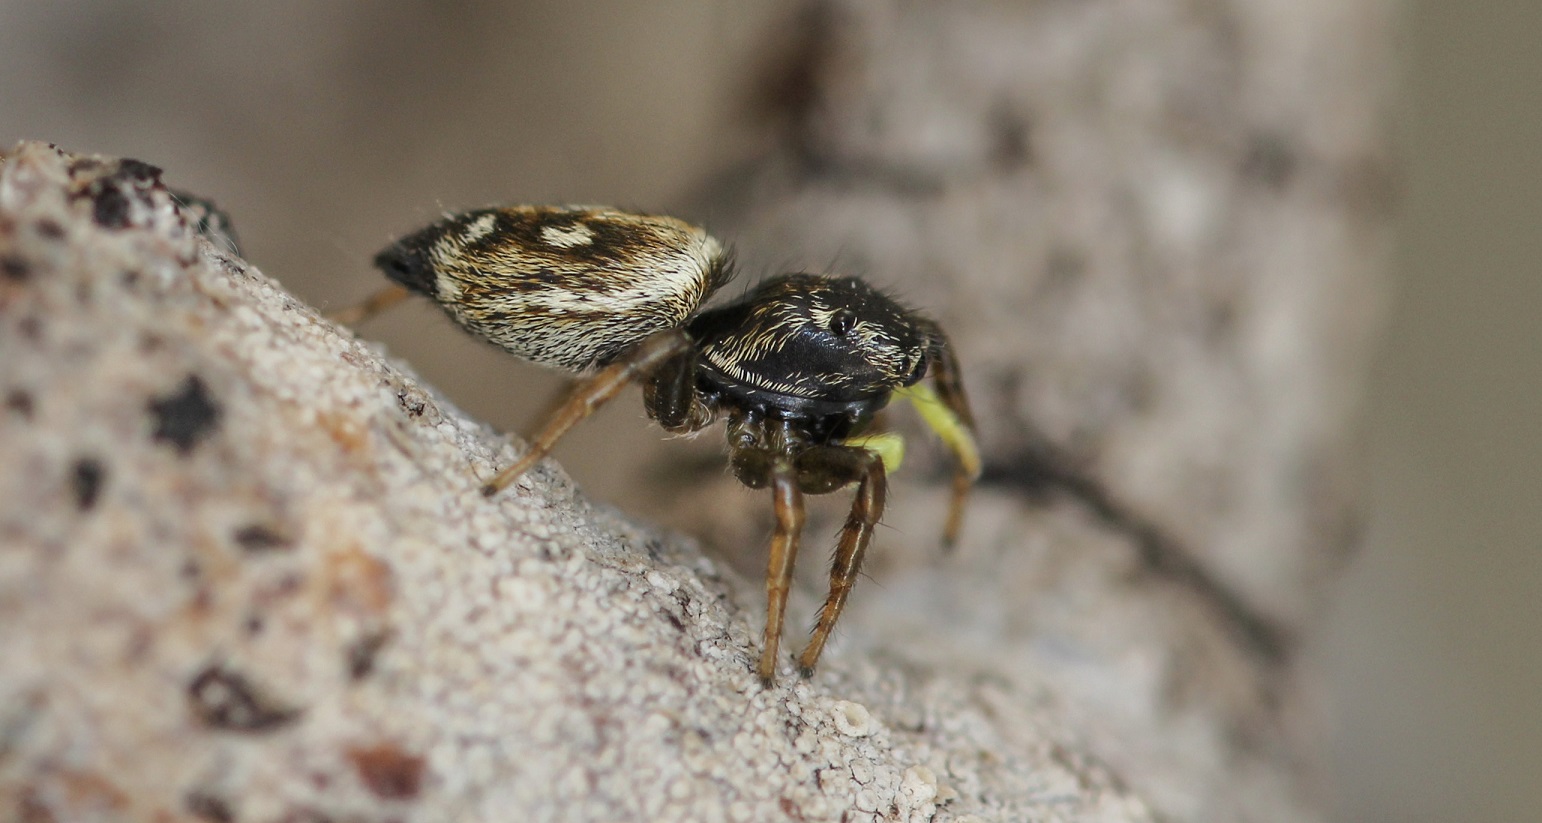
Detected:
[{"left": 340, "top": 205, "right": 980, "bottom": 685}]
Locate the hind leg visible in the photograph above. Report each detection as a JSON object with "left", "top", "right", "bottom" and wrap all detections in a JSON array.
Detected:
[{"left": 481, "top": 330, "right": 694, "bottom": 496}]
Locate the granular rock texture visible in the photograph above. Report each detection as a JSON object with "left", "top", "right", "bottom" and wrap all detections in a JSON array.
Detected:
[{"left": 0, "top": 3, "right": 1393, "bottom": 821}]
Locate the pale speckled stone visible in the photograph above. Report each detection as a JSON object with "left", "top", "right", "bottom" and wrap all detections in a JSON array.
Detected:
[{"left": 0, "top": 1, "right": 1392, "bottom": 808}]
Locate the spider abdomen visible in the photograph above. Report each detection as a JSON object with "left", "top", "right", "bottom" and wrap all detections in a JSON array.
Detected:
[{"left": 374, "top": 206, "right": 731, "bottom": 371}]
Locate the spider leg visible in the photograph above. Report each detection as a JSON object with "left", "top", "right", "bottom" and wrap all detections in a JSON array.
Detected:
[
  {"left": 728, "top": 416, "right": 805, "bottom": 686},
  {"left": 643, "top": 342, "right": 714, "bottom": 434},
  {"left": 325, "top": 284, "right": 411, "bottom": 326},
  {"left": 905, "top": 319, "right": 981, "bottom": 546},
  {"left": 481, "top": 329, "right": 694, "bottom": 496},
  {"left": 795, "top": 446, "right": 886, "bottom": 677},
  {"left": 760, "top": 463, "right": 804, "bottom": 686}
]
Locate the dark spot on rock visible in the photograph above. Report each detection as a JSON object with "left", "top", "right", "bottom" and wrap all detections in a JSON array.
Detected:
[
  {"left": 187, "top": 663, "right": 302, "bottom": 732},
  {"left": 17, "top": 787, "right": 55, "bottom": 823},
  {"left": 234, "top": 523, "right": 292, "bottom": 553},
  {"left": 1242, "top": 133, "right": 1298, "bottom": 190},
  {"left": 72, "top": 457, "right": 106, "bottom": 510},
  {"left": 120, "top": 269, "right": 140, "bottom": 287},
  {"left": 180, "top": 559, "right": 202, "bottom": 580},
  {"left": 149, "top": 375, "right": 222, "bottom": 454},
  {"left": 34, "top": 219, "right": 64, "bottom": 239},
  {"left": 347, "top": 742, "right": 426, "bottom": 800},
  {"left": 1044, "top": 247, "right": 1086, "bottom": 286},
  {"left": 1207, "top": 294, "right": 1239, "bottom": 341},
  {"left": 92, "top": 186, "right": 133, "bottom": 229},
  {"left": 244, "top": 613, "right": 265, "bottom": 635},
  {"left": 115, "top": 158, "right": 163, "bottom": 184},
  {"left": 17, "top": 315, "right": 42, "bottom": 341},
  {"left": 83, "top": 159, "right": 164, "bottom": 231},
  {"left": 185, "top": 790, "right": 234, "bottom": 822},
  {"left": 1, "top": 254, "right": 28, "bottom": 281},
  {"left": 396, "top": 389, "right": 426, "bottom": 418},
  {"left": 276, "top": 807, "right": 334, "bottom": 823},
  {"left": 346, "top": 630, "right": 392, "bottom": 680},
  {"left": 5, "top": 389, "right": 35, "bottom": 419},
  {"left": 991, "top": 110, "right": 1034, "bottom": 169}
]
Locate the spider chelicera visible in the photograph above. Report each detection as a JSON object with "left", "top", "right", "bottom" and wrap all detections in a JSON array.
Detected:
[{"left": 333, "top": 205, "right": 980, "bottom": 685}]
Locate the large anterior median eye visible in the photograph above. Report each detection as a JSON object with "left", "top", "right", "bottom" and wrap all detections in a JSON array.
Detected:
[{"left": 829, "top": 309, "right": 857, "bottom": 336}]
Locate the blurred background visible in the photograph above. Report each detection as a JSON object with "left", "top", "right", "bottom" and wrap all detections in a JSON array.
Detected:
[{"left": 0, "top": 3, "right": 1535, "bottom": 821}]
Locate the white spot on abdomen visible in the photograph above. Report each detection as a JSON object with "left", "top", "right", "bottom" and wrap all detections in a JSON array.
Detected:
[
  {"left": 540, "top": 223, "right": 596, "bottom": 248},
  {"left": 460, "top": 212, "right": 499, "bottom": 243}
]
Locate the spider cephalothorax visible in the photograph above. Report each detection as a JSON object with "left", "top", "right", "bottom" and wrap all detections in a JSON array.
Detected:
[
  {"left": 688, "top": 274, "right": 931, "bottom": 417},
  {"left": 337, "top": 205, "right": 980, "bottom": 685}
]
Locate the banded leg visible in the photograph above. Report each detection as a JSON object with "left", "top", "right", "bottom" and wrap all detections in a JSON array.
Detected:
[
  {"left": 481, "top": 330, "right": 694, "bottom": 496},
  {"left": 797, "top": 448, "right": 886, "bottom": 677},
  {"left": 325, "top": 284, "right": 411, "bottom": 326}
]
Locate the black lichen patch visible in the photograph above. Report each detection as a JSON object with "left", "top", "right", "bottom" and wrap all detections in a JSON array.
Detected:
[
  {"left": 234, "top": 523, "right": 292, "bottom": 553},
  {"left": 4, "top": 389, "right": 34, "bottom": 419},
  {"left": 34, "top": 219, "right": 64, "bottom": 239},
  {"left": 71, "top": 457, "right": 106, "bottom": 510},
  {"left": 114, "top": 158, "right": 163, "bottom": 184},
  {"left": 149, "top": 375, "right": 222, "bottom": 455},
  {"left": 80, "top": 158, "right": 164, "bottom": 230},
  {"left": 187, "top": 663, "right": 302, "bottom": 732},
  {"left": 92, "top": 185, "right": 135, "bottom": 229},
  {"left": 1, "top": 254, "right": 28, "bottom": 281}
]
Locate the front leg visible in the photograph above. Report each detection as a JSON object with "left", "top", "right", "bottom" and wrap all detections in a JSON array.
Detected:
[
  {"left": 728, "top": 418, "right": 805, "bottom": 685},
  {"left": 911, "top": 318, "right": 981, "bottom": 546},
  {"left": 642, "top": 344, "right": 715, "bottom": 434},
  {"left": 791, "top": 445, "right": 887, "bottom": 677}
]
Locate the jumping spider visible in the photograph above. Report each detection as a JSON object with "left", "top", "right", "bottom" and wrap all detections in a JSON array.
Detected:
[{"left": 334, "top": 205, "right": 980, "bottom": 685}]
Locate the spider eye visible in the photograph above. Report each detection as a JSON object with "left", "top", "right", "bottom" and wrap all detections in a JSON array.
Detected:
[
  {"left": 903, "top": 354, "right": 929, "bottom": 386},
  {"left": 829, "top": 310, "right": 857, "bottom": 337}
]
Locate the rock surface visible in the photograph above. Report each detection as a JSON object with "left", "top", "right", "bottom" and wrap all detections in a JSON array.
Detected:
[
  {"left": 1, "top": 143, "right": 1156, "bottom": 822},
  {"left": 0, "top": 2, "right": 1393, "bottom": 822}
]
